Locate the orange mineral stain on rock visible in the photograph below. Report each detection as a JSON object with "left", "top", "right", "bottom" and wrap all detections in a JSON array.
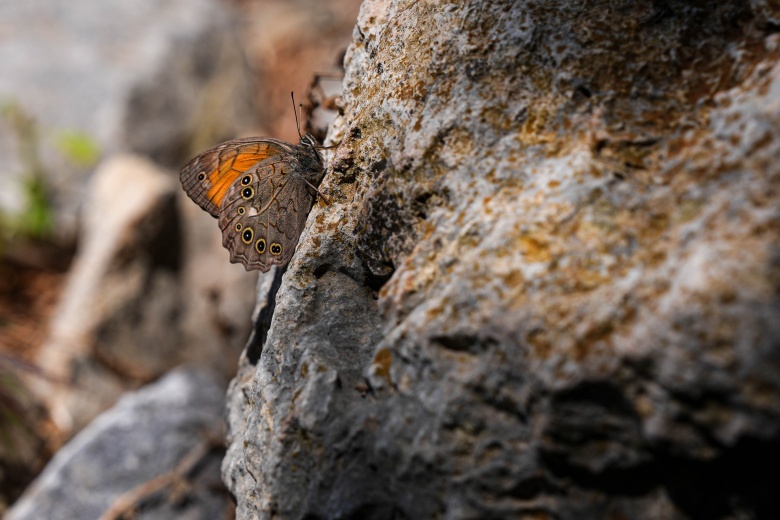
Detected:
[
  {"left": 519, "top": 235, "right": 552, "bottom": 263},
  {"left": 372, "top": 348, "right": 393, "bottom": 386}
]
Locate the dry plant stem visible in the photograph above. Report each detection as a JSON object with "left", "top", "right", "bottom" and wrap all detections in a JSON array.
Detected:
[{"left": 97, "top": 434, "right": 221, "bottom": 520}]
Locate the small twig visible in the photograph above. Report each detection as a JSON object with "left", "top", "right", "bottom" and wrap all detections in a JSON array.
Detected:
[{"left": 98, "top": 433, "right": 223, "bottom": 520}]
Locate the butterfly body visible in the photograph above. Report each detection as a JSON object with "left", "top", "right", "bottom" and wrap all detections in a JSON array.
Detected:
[{"left": 180, "top": 135, "right": 324, "bottom": 272}]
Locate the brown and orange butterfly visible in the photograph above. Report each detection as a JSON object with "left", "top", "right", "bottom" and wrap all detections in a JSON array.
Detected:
[{"left": 180, "top": 132, "right": 325, "bottom": 272}]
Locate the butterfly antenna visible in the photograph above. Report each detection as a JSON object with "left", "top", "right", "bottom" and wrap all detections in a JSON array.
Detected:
[
  {"left": 291, "top": 91, "right": 303, "bottom": 140},
  {"left": 314, "top": 141, "right": 342, "bottom": 150}
]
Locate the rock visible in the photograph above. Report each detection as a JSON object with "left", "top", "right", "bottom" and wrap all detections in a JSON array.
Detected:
[
  {"left": 223, "top": 1, "right": 780, "bottom": 519},
  {"left": 35, "top": 154, "right": 255, "bottom": 434},
  {"left": 0, "top": 0, "right": 254, "bottom": 239},
  {"left": 6, "top": 368, "right": 230, "bottom": 520}
]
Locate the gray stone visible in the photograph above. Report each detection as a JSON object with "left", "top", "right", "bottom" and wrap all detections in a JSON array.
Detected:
[
  {"left": 6, "top": 368, "right": 230, "bottom": 520},
  {"left": 224, "top": 1, "right": 780, "bottom": 519}
]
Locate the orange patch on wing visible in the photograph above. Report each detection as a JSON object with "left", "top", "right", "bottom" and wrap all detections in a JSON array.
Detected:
[
  {"left": 206, "top": 176, "right": 233, "bottom": 207},
  {"left": 233, "top": 151, "right": 269, "bottom": 171},
  {"left": 203, "top": 143, "right": 284, "bottom": 208}
]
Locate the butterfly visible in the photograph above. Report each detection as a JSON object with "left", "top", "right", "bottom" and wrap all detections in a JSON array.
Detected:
[{"left": 180, "top": 130, "right": 325, "bottom": 272}]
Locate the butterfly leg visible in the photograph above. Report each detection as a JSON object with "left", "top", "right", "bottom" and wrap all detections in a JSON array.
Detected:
[{"left": 302, "top": 177, "right": 332, "bottom": 205}]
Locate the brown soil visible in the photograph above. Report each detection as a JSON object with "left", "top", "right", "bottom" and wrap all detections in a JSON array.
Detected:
[
  {"left": 0, "top": 241, "right": 71, "bottom": 512},
  {"left": 0, "top": 260, "right": 67, "bottom": 362}
]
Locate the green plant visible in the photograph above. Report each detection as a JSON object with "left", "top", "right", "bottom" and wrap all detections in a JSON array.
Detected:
[
  {"left": 0, "top": 100, "right": 100, "bottom": 243},
  {"left": 54, "top": 130, "right": 100, "bottom": 168},
  {"left": 1, "top": 101, "right": 52, "bottom": 241}
]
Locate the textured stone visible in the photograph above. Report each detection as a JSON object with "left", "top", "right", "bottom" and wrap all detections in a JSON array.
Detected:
[
  {"left": 6, "top": 369, "right": 230, "bottom": 520},
  {"left": 224, "top": 1, "right": 780, "bottom": 519}
]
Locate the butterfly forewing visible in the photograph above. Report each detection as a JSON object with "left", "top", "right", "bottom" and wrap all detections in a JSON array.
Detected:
[{"left": 180, "top": 137, "right": 292, "bottom": 217}]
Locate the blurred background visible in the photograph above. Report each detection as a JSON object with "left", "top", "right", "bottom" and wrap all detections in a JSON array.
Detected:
[{"left": 0, "top": 0, "right": 361, "bottom": 514}]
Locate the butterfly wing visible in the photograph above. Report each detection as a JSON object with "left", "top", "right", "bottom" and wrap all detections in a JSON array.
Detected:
[
  {"left": 217, "top": 156, "right": 318, "bottom": 272},
  {"left": 180, "top": 137, "right": 292, "bottom": 217}
]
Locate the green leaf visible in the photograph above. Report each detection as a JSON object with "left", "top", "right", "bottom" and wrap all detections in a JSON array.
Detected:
[
  {"left": 19, "top": 175, "right": 53, "bottom": 239},
  {"left": 54, "top": 130, "right": 100, "bottom": 167}
]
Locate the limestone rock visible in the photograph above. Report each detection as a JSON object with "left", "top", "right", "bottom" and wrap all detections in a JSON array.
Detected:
[
  {"left": 224, "top": 1, "right": 780, "bottom": 519},
  {"left": 6, "top": 368, "right": 230, "bottom": 520}
]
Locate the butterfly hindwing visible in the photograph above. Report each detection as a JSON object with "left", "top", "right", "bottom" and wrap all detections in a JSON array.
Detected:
[{"left": 217, "top": 157, "right": 317, "bottom": 271}]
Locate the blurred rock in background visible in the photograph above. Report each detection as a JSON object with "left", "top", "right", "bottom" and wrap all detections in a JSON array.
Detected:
[
  {"left": 236, "top": 0, "right": 356, "bottom": 142},
  {"left": 33, "top": 154, "right": 256, "bottom": 434},
  {"left": 7, "top": 369, "right": 230, "bottom": 520},
  {"left": 0, "top": 0, "right": 256, "bottom": 242},
  {"left": 0, "top": 0, "right": 361, "bottom": 517}
]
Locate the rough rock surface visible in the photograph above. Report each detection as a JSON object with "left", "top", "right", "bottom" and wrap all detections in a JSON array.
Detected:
[
  {"left": 36, "top": 154, "right": 255, "bottom": 434},
  {"left": 224, "top": 1, "right": 780, "bottom": 519},
  {"left": 7, "top": 368, "right": 230, "bottom": 520}
]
